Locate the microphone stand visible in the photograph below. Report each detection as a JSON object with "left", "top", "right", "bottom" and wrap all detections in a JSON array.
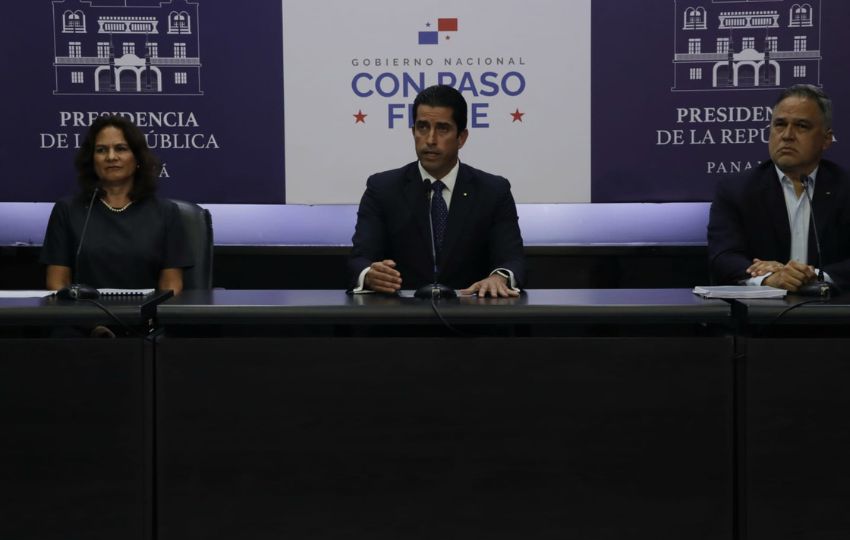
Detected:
[
  {"left": 796, "top": 175, "right": 837, "bottom": 298},
  {"left": 56, "top": 187, "right": 101, "bottom": 300},
  {"left": 415, "top": 179, "right": 456, "bottom": 299}
]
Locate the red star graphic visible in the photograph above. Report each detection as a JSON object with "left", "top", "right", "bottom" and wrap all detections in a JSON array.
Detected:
[
  {"left": 510, "top": 108, "right": 525, "bottom": 122},
  {"left": 353, "top": 110, "right": 367, "bottom": 123}
]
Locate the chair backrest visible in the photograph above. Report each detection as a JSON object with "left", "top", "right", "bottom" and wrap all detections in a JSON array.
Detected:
[{"left": 170, "top": 199, "right": 213, "bottom": 289}]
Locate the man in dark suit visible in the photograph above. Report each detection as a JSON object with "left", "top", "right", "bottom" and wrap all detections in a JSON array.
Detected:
[
  {"left": 349, "top": 85, "right": 525, "bottom": 297},
  {"left": 708, "top": 84, "right": 850, "bottom": 292}
]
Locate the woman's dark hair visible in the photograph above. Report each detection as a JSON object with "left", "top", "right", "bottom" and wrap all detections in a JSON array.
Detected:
[{"left": 74, "top": 114, "right": 161, "bottom": 201}]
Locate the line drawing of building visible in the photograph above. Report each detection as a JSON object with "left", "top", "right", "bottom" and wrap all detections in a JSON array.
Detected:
[
  {"left": 52, "top": 0, "right": 202, "bottom": 96},
  {"left": 672, "top": 0, "right": 821, "bottom": 91}
]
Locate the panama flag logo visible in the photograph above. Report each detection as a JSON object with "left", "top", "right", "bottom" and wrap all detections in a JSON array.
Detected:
[{"left": 418, "top": 18, "right": 458, "bottom": 45}]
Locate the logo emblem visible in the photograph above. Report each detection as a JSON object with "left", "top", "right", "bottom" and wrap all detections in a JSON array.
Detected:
[
  {"left": 672, "top": 0, "right": 822, "bottom": 91},
  {"left": 52, "top": 0, "right": 203, "bottom": 95}
]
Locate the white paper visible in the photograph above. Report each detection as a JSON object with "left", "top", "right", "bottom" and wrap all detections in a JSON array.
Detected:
[
  {"left": 0, "top": 290, "right": 54, "bottom": 298},
  {"left": 692, "top": 286, "right": 787, "bottom": 299}
]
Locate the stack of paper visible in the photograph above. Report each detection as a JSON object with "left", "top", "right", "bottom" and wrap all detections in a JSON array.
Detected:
[
  {"left": 0, "top": 290, "right": 54, "bottom": 298},
  {"left": 692, "top": 286, "right": 787, "bottom": 299},
  {"left": 98, "top": 288, "right": 155, "bottom": 296}
]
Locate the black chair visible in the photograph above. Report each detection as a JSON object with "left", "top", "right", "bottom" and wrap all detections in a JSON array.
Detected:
[{"left": 170, "top": 199, "right": 213, "bottom": 289}]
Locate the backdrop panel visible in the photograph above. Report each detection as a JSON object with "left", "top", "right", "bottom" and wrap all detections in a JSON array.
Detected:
[
  {"left": 283, "top": 0, "right": 591, "bottom": 204},
  {"left": 3, "top": 1, "right": 850, "bottom": 209},
  {"left": 0, "top": 0, "right": 285, "bottom": 204},
  {"left": 591, "top": 0, "right": 850, "bottom": 202}
]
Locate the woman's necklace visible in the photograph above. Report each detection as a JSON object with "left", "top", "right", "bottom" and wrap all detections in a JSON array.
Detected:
[{"left": 100, "top": 198, "right": 133, "bottom": 212}]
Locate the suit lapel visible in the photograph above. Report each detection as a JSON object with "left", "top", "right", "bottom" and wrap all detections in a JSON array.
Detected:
[
  {"left": 439, "top": 164, "right": 475, "bottom": 268},
  {"left": 760, "top": 166, "right": 791, "bottom": 258},
  {"left": 402, "top": 164, "right": 432, "bottom": 252},
  {"left": 809, "top": 167, "right": 838, "bottom": 262}
]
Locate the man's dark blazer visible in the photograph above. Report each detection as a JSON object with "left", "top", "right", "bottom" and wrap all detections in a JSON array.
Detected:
[
  {"left": 349, "top": 161, "right": 526, "bottom": 290},
  {"left": 707, "top": 159, "right": 850, "bottom": 289}
]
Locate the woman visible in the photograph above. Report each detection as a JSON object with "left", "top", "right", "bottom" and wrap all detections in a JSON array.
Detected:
[{"left": 41, "top": 114, "right": 192, "bottom": 293}]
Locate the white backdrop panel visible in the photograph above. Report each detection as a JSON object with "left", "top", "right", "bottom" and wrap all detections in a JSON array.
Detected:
[{"left": 283, "top": 0, "right": 591, "bottom": 204}]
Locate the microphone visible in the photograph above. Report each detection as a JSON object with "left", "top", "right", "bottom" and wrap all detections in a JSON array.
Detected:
[
  {"left": 796, "top": 175, "right": 837, "bottom": 297},
  {"left": 56, "top": 187, "right": 101, "bottom": 300},
  {"left": 414, "top": 178, "right": 456, "bottom": 299}
]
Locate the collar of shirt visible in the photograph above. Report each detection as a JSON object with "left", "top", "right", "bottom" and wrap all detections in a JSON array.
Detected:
[
  {"left": 774, "top": 164, "right": 819, "bottom": 265},
  {"left": 418, "top": 160, "right": 460, "bottom": 210},
  {"left": 774, "top": 164, "right": 819, "bottom": 197}
]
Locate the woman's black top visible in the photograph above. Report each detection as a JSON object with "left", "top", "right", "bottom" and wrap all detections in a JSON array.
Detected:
[{"left": 40, "top": 195, "right": 193, "bottom": 289}]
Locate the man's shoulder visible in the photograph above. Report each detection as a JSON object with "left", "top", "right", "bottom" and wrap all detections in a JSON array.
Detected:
[
  {"left": 736, "top": 159, "right": 774, "bottom": 180},
  {"left": 715, "top": 160, "right": 775, "bottom": 191},
  {"left": 460, "top": 162, "right": 506, "bottom": 181},
  {"left": 458, "top": 162, "right": 510, "bottom": 190},
  {"left": 819, "top": 158, "right": 849, "bottom": 180},
  {"left": 723, "top": 158, "right": 848, "bottom": 184},
  {"left": 368, "top": 162, "right": 419, "bottom": 184},
  {"left": 364, "top": 161, "right": 512, "bottom": 192}
]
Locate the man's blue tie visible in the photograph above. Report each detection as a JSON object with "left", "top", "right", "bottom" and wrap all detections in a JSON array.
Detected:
[{"left": 430, "top": 180, "right": 448, "bottom": 256}]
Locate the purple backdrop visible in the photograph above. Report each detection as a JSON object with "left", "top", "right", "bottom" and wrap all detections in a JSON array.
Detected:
[
  {"left": 591, "top": 0, "right": 850, "bottom": 202},
  {"left": 0, "top": 0, "right": 284, "bottom": 203}
]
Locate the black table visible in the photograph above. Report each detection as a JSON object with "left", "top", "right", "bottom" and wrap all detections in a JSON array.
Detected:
[
  {"left": 157, "top": 288, "right": 732, "bottom": 326},
  {"left": 22, "top": 290, "right": 842, "bottom": 539},
  {"left": 0, "top": 292, "right": 170, "bottom": 540},
  {"left": 0, "top": 292, "right": 166, "bottom": 329},
  {"left": 154, "top": 289, "right": 734, "bottom": 540},
  {"left": 732, "top": 295, "right": 850, "bottom": 540}
]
